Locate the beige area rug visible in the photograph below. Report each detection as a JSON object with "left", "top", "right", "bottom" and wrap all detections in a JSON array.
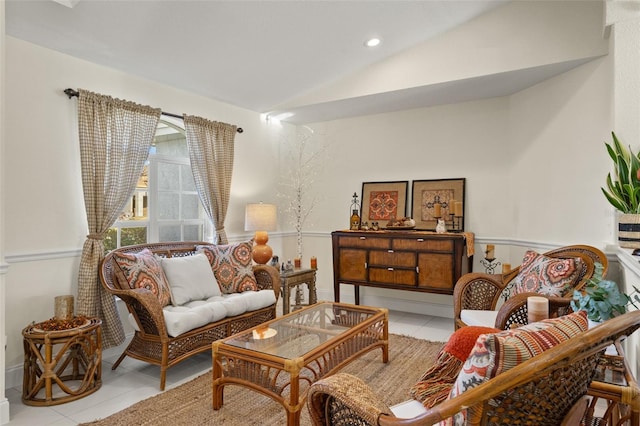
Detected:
[{"left": 81, "top": 334, "right": 444, "bottom": 426}]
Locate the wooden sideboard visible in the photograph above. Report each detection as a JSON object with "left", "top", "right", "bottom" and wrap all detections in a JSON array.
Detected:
[{"left": 331, "top": 230, "right": 472, "bottom": 304}]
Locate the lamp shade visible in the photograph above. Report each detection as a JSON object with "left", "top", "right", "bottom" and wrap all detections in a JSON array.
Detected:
[{"left": 244, "top": 203, "right": 277, "bottom": 232}]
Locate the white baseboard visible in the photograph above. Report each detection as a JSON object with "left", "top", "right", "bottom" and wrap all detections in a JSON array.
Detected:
[
  {"left": 5, "top": 365, "right": 21, "bottom": 391},
  {"left": 0, "top": 397, "right": 9, "bottom": 425},
  {"left": 316, "top": 289, "right": 454, "bottom": 318}
]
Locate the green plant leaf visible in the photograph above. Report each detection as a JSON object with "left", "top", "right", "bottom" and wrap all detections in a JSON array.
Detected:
[
  {"left": 572, "top": 279, "right": 632, "bottom": 321},
  {"left": 602, "top": 189, "right": 625, "bottom": 212},
  {"left": 603, "top": 133, "right": 640, "bottom": 213},
  {"left": 605, "top": 142, "right": 617, "bottom": 163}
]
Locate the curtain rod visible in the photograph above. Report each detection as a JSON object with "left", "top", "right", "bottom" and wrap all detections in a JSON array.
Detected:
[{"left": 63, "top": 88, "right": 243, "bottom": 133}]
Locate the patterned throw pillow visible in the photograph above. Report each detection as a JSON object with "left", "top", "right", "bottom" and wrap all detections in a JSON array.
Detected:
[
  {"left": 112, "top": 248, "right": 172, "bottom": 307},
  {"left": 198, "top": 240, "right": 258, "bottom": 294},
  {"left": 440, "top": 310, "right": 588, "bottom": 425},
  {"left": 410, "top": 326, "right": 500, "bottom": 409},
  {"left": 505, "top": 250, "right": 583, "bottom": 299}
]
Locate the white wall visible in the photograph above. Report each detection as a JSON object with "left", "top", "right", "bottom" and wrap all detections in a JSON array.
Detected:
[
  {"left": 294, "top": 97, "right": 511, "bottom": 309},
  {"left": 295, "top": 50, "right": 613, "bottom": 310},
  {"left": 2, "top": 37, "right": 287, "bottom": 372},
  {"left": 607, "top": 3, "right": 640, "bottom": 378},
  {"left": 0, "top": 1, "right": 9, "bottom": 424},
  {"left": 508, "top": 56, "right": 614, "bottom": 247}
]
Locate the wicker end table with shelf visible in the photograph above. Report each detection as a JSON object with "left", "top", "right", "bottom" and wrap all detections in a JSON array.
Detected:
[
  {"left": 585, "top": 344, "right": 639, "bottom": 425},
  {"left": 280, "top": 267, "right": 317, "bottom": 315},
  {"left": 22, "top": 317, "right": 102, "bottom": 406}
]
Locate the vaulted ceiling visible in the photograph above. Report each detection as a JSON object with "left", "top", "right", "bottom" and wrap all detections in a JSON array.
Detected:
[{"left": 5, "top": 1, "right": 605, "bottom": 124}]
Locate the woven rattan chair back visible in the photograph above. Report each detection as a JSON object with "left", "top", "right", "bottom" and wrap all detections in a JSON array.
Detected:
[
  {"left": 453, "top": 244, "right": 608, "bottom": 330},
  {"left": 308, "top": 310, "right": 640, "bottom": 426}
]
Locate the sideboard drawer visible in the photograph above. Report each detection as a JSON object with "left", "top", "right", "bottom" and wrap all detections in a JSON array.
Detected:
[
  {"left": 369, "top": 268, "right": 416, "bottom": 286},
  {"left": 392, "top": 238, "right": 453, "bottom": 252},
  {"left": 369, "top": 250, "right": 415, "bottom": 268},
  {"left": 338, "top": 236, "right": 390, "bottom": 249}
]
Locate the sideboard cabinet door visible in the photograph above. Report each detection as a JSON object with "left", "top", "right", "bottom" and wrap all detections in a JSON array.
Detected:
[
  {"left": 417, "top": 252, "right": 453, "bottom": 291},
  {"left": 338, "top": 248, "right": 368, "bottom": 281}
]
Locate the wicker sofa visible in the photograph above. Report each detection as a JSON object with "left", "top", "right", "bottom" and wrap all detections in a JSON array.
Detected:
[{"left": 100, "top": 241, "right": 280, "bottom": 390}]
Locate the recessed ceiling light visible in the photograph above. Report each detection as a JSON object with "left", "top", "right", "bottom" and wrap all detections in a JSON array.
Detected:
[
  {"left": 364, "top": 38, "right": 381, "bottom": 48},
  {"left": 52, "top": 0, "right": 81, "bottom": 8}
]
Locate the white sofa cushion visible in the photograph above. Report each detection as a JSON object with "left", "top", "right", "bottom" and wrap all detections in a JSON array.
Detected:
[
  {"left": 459, "top": 309, "right": 499, "bottom": 328},
  {"left": 224, "top": 290, "right": 277, "bottom": 312},
  {"left": 163, "top": 300, "right": 228, "bottom": 337},
  {"left": 161, "top": 253, "right": 221, "bottom": 306},
  {"left": 390, "top": 399, "right": 428, "bottom": 419},
  {"left": 127, "top": 290, "right": 276, "bottom": 338}
]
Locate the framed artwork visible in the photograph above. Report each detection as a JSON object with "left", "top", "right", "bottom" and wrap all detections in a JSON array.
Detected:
[
  {"left": 361, "top": 181, "right": 408, "bottom": 223},
  {"left": 411, "top": 178, "right": 466, "bottom": 231}
]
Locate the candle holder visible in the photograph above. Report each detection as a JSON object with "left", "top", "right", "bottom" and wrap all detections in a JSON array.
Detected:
[
  {"left": 449, "top": 214, "right": 463, "bottom": 232},
  {"left": 480, "top": 257, "right": 501, "bottom": 274}
]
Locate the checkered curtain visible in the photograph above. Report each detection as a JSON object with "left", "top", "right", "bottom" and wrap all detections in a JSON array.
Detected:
[
  {"left": 76, "top": 89, "right": 161, "bottom": 348},
  {"left": 184, "top": 115, "right": 237, "bottom": 244}
]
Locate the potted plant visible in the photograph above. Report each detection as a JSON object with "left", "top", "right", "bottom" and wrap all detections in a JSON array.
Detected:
[
  {"left": 601, "top": 131, "right": 640, "bottom": 248},
  {"left": 571, "top": 279, "right": 639, "bottom": 323}
]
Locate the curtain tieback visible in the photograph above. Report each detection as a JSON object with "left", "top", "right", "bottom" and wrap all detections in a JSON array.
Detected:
[
  {"left": 87, "top": 233, "right": 104, "bottom": 241},
  {"left": 215, "top": 226, "right": 225, "bottom": 232}
]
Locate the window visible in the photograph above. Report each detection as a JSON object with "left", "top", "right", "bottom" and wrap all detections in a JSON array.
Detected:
[{"left": 104, "top": 120, "right": 210, "bottom": 251}]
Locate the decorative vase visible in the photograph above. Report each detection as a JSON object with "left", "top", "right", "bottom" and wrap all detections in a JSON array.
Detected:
[{"left": 618, "top": 213, "right": 640, "bottom": 248}]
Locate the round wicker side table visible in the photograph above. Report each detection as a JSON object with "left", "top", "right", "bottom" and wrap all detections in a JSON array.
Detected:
[{"left": 22, "top": 317, "right": 102, "bottom": 406}]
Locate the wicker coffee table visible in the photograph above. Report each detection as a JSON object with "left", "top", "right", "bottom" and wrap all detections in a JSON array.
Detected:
[{"left": 212, "top": 302, "right": 388, "bottom": 425}]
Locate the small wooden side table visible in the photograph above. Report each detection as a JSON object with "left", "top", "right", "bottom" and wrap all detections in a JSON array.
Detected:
[
  {"left": 280, "top": 267, "right": 317, "bottom": 315},
  {"left": 22, "top": 317, "right": 102, "bottom": 406},
  {"left": 585, "top": 345, "right": 639, "bottom": 425}
]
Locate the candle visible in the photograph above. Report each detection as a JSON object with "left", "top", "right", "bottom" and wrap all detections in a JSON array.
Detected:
[
  {"left": 448, "top": 199, "right": 456, "bottom": 216},
  {"left": 454, "top": 201, "right": 463, "bottom": 217},
  {"left": 486, "top": 244, "right": 495, "bottom": 260},
  {"left": 294, "top": 257, "right": 301, "bottom": 268},
  {"left": 434, "top": 203, "right": 442, "bottom": 217},
  {"left": 502, "top": 263, "right": 511, "bottom": 274},
  {"left": 310, "top": 256, "right": 317, "bottom": 269},
  {"left": 527, "top": 296, "right": 549, "bottom": 323},
  {"left": 528, "top": 297, "right": 549, "bottom": 322},
  {"left": 54, "top": 295, "right": 74, "bottom": 321}
]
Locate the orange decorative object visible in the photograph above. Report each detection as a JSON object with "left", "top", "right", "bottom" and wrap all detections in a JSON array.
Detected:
[{"left": 251, "top": 230, "right": 273, "bottom": 264}]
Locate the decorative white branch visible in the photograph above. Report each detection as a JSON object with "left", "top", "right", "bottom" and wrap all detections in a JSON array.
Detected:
[{"left": 277, "top": 127, "right": 327, "bottom": 259}]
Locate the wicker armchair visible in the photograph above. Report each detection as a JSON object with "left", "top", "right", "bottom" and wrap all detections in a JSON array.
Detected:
[
  {"left": 453, "top": 244, "right": 607, "bottom": 330},
  {"left": 307, "top": 311, "right": 640, "bottom": 426}
]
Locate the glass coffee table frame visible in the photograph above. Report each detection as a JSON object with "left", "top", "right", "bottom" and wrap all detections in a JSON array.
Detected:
[{"left": 212, "top": 302, "right": 389, "bottom": 426}]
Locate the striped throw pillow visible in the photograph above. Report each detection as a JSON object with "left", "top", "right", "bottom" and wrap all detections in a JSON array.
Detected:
[{"left": 441, "top": 310, "right": 588, "bottom": 425}]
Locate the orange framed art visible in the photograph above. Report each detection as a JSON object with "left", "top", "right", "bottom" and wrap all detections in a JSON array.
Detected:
[{"left": 360, "top": 181, "right": 408, "bottom": 225}]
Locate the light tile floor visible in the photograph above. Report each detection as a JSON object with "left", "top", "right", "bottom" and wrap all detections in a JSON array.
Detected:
[{"left": 5, "top": 310, "right": 454, "bottom": 425}]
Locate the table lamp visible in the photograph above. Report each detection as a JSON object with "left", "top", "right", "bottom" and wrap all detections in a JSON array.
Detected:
[{"left": 244, "top": 202, "right": 277, "bottom": 264}]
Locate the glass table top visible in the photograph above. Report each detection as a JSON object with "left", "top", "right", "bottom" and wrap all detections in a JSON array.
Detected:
[{"left": 223, "top": 302, "right": 380, "bottom": 359}]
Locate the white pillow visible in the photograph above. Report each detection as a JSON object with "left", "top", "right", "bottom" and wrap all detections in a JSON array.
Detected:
[{"left": 161, "top": 253, "right": 221, "bottom": 306}]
